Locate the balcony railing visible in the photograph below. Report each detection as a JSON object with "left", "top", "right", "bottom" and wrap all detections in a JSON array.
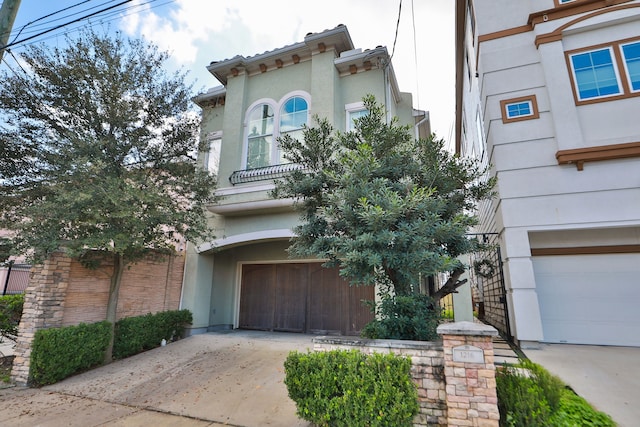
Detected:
[{"left": 229, "top": 163, "right": 306, "bottom": 185}]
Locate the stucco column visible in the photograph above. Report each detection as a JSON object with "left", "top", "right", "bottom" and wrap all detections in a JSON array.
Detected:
[
  {"left": 437, "top": 321, "right": 500, "bottom": 427},
  {"left": 500, "top": 228, "right": 544, "bottom": 346},
  {"left": 179, "top": 243, "right": 214, "bottom": 335}
]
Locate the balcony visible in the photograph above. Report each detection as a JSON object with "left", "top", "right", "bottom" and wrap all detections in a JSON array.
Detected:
[{"left": 229, "top": 163, "right": 305, "bottom": 185}]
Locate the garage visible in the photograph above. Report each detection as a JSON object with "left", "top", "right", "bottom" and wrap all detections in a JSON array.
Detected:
[
  {"left": 533, "top": 253, "right": 640, "bottom": 346},
  {"left": 238, "top": 263, "right": 374, "bottom": 335}
]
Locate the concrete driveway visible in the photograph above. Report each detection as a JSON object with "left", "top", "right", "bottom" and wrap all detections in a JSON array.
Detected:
[
  {"left": 0, "top": 331, "right": 315, "bottom": 426},
  {"left": 525, "top": 344, "right": 640, "bottom": 427}
]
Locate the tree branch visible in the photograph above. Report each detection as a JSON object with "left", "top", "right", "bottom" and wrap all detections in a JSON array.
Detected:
[{"left": 431, "top": 267, "right": 468, "bottom": 301}]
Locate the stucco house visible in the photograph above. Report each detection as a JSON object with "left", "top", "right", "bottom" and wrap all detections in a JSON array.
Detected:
[
  {"left": 180, "top": 25, "right": 430, "bottom": 336},
  {"left": 456, "top": 0, "right": 640, "bottom": 347}
]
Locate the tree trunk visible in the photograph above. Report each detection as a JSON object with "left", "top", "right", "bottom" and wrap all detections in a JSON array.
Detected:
[{"left": 104, "top": 252, "right": 125, "bottom": 364}]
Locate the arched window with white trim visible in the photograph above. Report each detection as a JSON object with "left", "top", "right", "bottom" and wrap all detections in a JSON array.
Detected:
[
  {"left": 243, "top": 92, "right": 310, "bottom": 170},
  {"left": 278, "top": 96, "right": 308, "bottom": 163},
  {"left": 246, "top": 103, "right": 274, "bottom": 169}
]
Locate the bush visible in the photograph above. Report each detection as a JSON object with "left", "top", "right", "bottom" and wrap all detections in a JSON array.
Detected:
[
  {"left": 550, "top": 388, "right": 615, "bottom": 426},
  {"left": 497, "top": 360, "right": 613, "bottom": 427},
  {"left": 113, "top": 309, "right": 192, "bottom": 359},
  {"left": 30, "top": 321, "right": 111, "bottom": 386},
  {"left": 0, "top": 294, "right": 24, "bottom": 342},
  {"left": 284, "top": 350, "right": 419, "bottom": 427},
  {"left": 361, "top": 293, "right": 440, "bottom": 341}
]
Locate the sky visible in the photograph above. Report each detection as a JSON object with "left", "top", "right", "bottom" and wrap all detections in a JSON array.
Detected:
[{"left": 4, "top": 0, "right": 455, "bottom": 140}]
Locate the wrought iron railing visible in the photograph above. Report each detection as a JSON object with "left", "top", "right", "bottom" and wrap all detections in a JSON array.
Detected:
[
  {"left": 1, "top": 262, "right": 31, "bottom": 295},
  {"left": 229, "top": 163, "right": 306, "bottom": 185}
]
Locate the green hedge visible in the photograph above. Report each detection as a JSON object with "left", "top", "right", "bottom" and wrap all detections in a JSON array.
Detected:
[
  {"left": 361, "top": 294, "right": 440, "bottom": 341},
  {"left": 30, "top": 321, "right": 111, "bottom": 386},
  {"left": 496, "top": 360, "right": 614, "bottom": 427},
  {"left": 113, "top": 309, "right": 192, "bottom": 359},
  {"left": 0, "top": 294, "right": 24, "bottom": 342},
  {"left": 284, "top": 350, "right": 419, "bottom": 427}
]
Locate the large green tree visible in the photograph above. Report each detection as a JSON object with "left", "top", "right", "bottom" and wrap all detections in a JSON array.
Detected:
[
  {"left": 0, "top": 29, "right": 217, "bottom": 361},
  {"left": 273, "top": 96, "right": 494, "bottom": 299}
]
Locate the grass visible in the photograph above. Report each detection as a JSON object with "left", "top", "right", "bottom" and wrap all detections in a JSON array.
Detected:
[{"left": 0, "top": 355, "right": 13, "bottom": 383}]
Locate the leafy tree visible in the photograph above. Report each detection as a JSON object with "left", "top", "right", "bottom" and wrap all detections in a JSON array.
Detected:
[
  {"left": 273, "top": 96, "right": 494, "bottom": 300},
  {"left": 0, "top": 29, "right": 217, "bottom": 361}
]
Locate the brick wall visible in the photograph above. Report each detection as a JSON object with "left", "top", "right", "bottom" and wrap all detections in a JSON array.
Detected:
[
  {"left": 62, "top": 253, "right": 184, "bottom": 325},
  {"left": 11, "top": 251, "right": 185, "bottom": 385}
]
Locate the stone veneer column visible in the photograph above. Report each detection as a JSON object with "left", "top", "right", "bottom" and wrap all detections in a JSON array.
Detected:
[
  {"left": 437, "top": 321, "right": 500, "bottom": 427},
  {"left": 10, "top": 252, "right": 71, "bottom": 385}
]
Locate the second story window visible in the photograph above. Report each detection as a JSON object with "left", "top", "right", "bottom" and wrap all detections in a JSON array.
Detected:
[
  {"left": 621, "top": 41, "right": 640, "bottom": 92},
  {"left": 345, "top": 101, "right": 369, "bottom": 131},
  {"left": 247, "top": 104, "right": 274, "bottom": 169},
  {"left": 279, "top": 97, "right": 308, "bottom": 163},
  {"left": 569, "top": 47, "right": 621, "bottom": 101},
  {"left": 244, "top": 92, "right": 310, "bottom": 170}
]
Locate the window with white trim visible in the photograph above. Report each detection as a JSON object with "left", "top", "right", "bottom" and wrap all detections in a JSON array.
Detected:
[
  {"left": 506, "top": 101, "right": 532, "bottom": 118},
  {"left": 566, "top": 38, "right": 640, "bottom": 104},
  {"left": 500, "top": 95, "right": 539, "bottom": 124},
  {"left": 204, "top": 132, "right": 222, "bottom": 175},
  {"left": 345, "top": 101, "right": 369, "bottom": 131},
  {"left": 244, "top": 92, "right": 310, "bottom": 169},
  {"left": 621, "top": 41, "right": 640, "bottom": 92},
  {"left": 569, "top": 47, "right": 621, "bottom": 101}
]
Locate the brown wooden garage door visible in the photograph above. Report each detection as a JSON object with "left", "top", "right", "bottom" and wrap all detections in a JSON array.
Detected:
[{"left": 239, "top": 263, "right": 374, "bottom": 335}]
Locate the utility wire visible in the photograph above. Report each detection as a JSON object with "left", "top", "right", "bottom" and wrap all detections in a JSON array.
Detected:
[
  {"left": 8, "top": 0, "right": 93, "bottom": 46},
  {"left": 6, "top": 48, "right": 28, "bottom": 75},
  {"left": 390, "top": 0, "right": 402, "bottom": 60},
  {"left": 1, "top": 0, "right": 135, "bottom": 51},
  {"left": 411, "top": 0, "right": 420, "bottom": 108},
  {"left": 11, "top": 0, "right": 136, "bottom": 37},
  {"left": 5, "top": 0, "right": 173, "bottom": 53}
]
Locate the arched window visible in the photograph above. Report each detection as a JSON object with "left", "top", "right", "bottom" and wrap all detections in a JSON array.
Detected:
[
  {"left": 278, "top": 96, "right": 308, "bottom": 163},
  {"left": 246, "top": 104, "right": 274, "bottom": 169}
]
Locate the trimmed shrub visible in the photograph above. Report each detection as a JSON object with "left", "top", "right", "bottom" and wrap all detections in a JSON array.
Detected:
[
  {"left": 497, "top": 360, "right": 614, "bottom": 427},
  {"left": 0, "top": 294, "right": 24, "bottom": 342},
  {"left": 113, "top": 309, "right": 192, "bottom": 359},
  {"left": 284, "top": 349, "right": 419, "bottom": 427},
  {"left": 30, "top": 321, "right": 111, "bottom": 386},
  {"left": 361, "top": 293, "right": 440, "bottom": 341}
]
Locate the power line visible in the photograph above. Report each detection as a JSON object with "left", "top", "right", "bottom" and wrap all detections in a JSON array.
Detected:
[
  {"left": 4, "top": 0, "right": 174, "bottom": 53},
  {"left": 411, "top": 0, "right": 420, "bottom": 109},
  {"left": 8, "top": 0, "right": 93, "bottom": 46},
  {"left": 390, "top": 0, "right": 402, "bottom": 60},
  {"left": 1, "top": 0, "right": 135, "bottom": 51}
]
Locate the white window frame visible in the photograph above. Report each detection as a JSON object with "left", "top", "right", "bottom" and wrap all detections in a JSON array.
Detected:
[
  {"left": 241, "top": 91, "right": 311, "bottom": 170},
  {"left": 345, "top": 101, "right": 369, "bottom": 131},
  {"left": 568, "top": 46, "right": 622, "bottom": 102},
  {"left": 505, "top": 100, "right": 534, "bottom": 119},
  {"left": 620, "top": 40, "right": 640, "bottom": 93},
  {"left": 204, "top": 131, "right": 223, "bottom": 175}
]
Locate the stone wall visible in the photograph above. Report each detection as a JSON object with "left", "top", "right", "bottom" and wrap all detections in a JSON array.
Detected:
[
  {"left": 313, "top": 322, "right": 500, "bottom": 427},
  {"left": 11, "top": 251, "right": 185, "bottom": 385}
]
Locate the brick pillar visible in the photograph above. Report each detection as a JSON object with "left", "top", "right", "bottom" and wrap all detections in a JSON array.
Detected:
[
  {"left": 10, "top": 252, "right": 71, "bottom": 385},
  {"left": 437, "top": 321, "right": 500, "bottom": 427}
]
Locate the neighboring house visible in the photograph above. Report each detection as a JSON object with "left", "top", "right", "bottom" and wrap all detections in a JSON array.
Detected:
[
  {"left": 456, "top": 0, "right": 640, "bottom": 347},
  {"left": 181, "top": 25, "right": 430, "bottom": 336}
]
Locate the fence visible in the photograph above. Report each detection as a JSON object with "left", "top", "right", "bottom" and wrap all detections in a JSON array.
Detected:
[{"left": 1, "top": 262, "right": 31, "bottom": 295}]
